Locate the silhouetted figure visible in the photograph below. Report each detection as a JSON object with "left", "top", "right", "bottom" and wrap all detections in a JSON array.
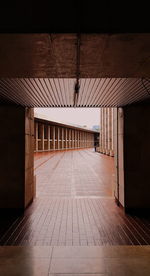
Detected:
[{"left": 94, "top": 141, "right": 97, "bottom": 152}]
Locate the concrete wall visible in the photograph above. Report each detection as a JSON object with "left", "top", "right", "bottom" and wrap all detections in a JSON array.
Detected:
[
  {"left": 124, "top": 102, "right": 150, "bottom": 211},
  {"left": 0, "top": 105, "right": 34, "bottom": 211}
]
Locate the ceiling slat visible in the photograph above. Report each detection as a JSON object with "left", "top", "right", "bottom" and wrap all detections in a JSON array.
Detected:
[{"left": 0, "top": 78, "right": 150, "bottom": 107}]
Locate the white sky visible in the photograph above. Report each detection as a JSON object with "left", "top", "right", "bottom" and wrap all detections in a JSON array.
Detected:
[{"left": 34, "top": 108, "right": 100, "bottom": 128}]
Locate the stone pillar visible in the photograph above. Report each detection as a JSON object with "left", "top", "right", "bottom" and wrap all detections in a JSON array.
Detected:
[{"left": 0, "top": 105, "right": 34, "bottom": 211}]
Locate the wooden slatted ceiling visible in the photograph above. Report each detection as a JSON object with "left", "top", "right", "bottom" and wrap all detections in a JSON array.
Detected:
[{"left": 0, "top": 78, "right": 150, "bottom": 107}]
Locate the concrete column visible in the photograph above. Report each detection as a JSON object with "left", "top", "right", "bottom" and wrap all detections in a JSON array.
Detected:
[
  {"left": 53, "top": 126, "right": 55, "bottom": 150},
  {"left": 0, "top": 106, "right": 34, "bottom": 211},
  {"left": 58, "top": 127, "right": 60, "bottom": 150},
  {"left": 113, "top": 108, "right": 124, "bottom": 208},
  {"left": 73, "top": 129, "right": 75, "bottom": 148},
  {"left": 48, "top": 125, "right": 50, "bottom": 150},
  {"left": 110, "top": 108, "right": 114, "bottom": 156},
  {"left": 107, "top": 108, "right": 110, "bottom": 155},
  {"left": 90, "top": 133, "right": 94, "bottom": 148},
  {"left": 86, "top": 133, "right": 88, "bottom": 148},
  {"left": 74, "top": 129, "right": 76, "bottom": 148},
  {"left": 81, "top": 132, "right": 82, "bottom": 147},
  {"left": 122, "top": 102, "right": 150, "bottom": 212},
  {"left": 35, "top": 122, "right": 38, "bottom": 152},
  {"left": 69, "top": 129, "right": 71, "bottom": 148},
  {"left": 106, "top": 108, "right": 109, "bottom": 155},
  {"left": 72, "top": 129, "right": 73, "bottom": 148},
  {"left": 100, "top": 109, "right": 102, "bottom": 152},
  {"left": 77, "top": 131, "right": 79, "bottom": 148},
  {"left": 83, "top": 132, "right": 86, "bottom": 148},
  {"left": 102, "top": 108, "right": 105, "bottom": 153},
  {"left": 104, "top": 108, "right": 107, "bottom": 153},
  {"left": 71, "top": 129, "right": 73, "bottom": 148},
  {"left": 65, "top": 128, "right": 68, "bottom": 149},
  {"left": 82, "top": 132, "right": 84, "bottom": 147},
  {"left": 41, "top": 124, "right": 44, "bottom": 151},
  {"left": 62, "top": 128, "right": 64, "bottom": 149},
  {"left": 87, "top": 133, "right": 88, "bottom": 148},
  {"left": 74, "top": 130, "right": 76, "bottom": 148},
  {"left": 76, "top": 130, "right": 78, "bottom": 148},
  {"left": 50, "top": 126, "right": 52, "bottom": 149},
  {"left": 101, "top": 108, "right": 104, "bottom": 152}
]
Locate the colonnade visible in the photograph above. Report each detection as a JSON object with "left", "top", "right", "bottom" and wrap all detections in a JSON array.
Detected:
[
  {"left": 34, "top": 120, "right": 95, "bottom": 152},
  {"left": 99, "top": 107, "right": 114, "bottom": 156}
]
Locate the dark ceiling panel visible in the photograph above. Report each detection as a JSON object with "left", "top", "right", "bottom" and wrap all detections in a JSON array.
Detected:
[
  {"left": 0, "top": 34, "right": 150, "bottom": 78},
  {"left": 0, "top": 1, "right": 150, "bottom": 33}
]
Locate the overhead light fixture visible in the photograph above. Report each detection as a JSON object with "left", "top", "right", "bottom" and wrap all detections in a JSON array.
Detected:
[
  {"left": 74, "top": 79, "right": 80, "bottom": 106},
  {"left": 73, "top": 33, "right": 81, "bottom": 107}
]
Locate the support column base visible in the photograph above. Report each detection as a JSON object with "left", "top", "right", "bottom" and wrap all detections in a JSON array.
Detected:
[
  {"left": 105, "top": 149, "right": 110, "bottom": 155},
  {"left": 110, "top": 150, "right": 114, "bottom": 157}
]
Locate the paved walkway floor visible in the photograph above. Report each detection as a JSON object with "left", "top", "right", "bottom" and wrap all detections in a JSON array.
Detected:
[
  {"left": 0, "top": 245, "right": 150, "bottom": 275},
  {"left": 0, "top": 149, "right": 150, "bottom": 246}
]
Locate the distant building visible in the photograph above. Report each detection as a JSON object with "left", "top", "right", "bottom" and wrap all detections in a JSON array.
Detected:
[
  {"left": 34, "top": 113, "right": 99, "bottom": 152},
  {"left": 92, "top": 125, "right": 100, "bottom": 131}
]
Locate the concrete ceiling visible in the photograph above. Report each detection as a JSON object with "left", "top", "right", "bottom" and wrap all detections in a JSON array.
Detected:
[{"left": 0, "top": 33, "right": 150, "bottom": 78}]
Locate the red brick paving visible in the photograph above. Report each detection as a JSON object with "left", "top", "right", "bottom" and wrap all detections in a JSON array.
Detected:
[{"left": 1, "top": 149, "right": 150, "bottom": 246}]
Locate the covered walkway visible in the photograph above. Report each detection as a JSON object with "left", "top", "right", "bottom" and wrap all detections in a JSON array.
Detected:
[{"left": 0, "top": 149, "right": 150, "bottom": 246}]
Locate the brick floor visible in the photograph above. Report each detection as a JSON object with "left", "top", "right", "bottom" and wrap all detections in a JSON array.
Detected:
[
  {"left": 1, "top": 246, "right": 150, "bottom": 275},
  {"left": 1, "top": 149, "right": 150, "bottom": 246}
]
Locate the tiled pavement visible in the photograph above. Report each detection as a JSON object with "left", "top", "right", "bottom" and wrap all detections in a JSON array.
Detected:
[
  {"left": 0, "top": 245, "right": 150, "bottom": 275},
  {"left": 1, "top": 149, "right": 150, "bottom": 246}
]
